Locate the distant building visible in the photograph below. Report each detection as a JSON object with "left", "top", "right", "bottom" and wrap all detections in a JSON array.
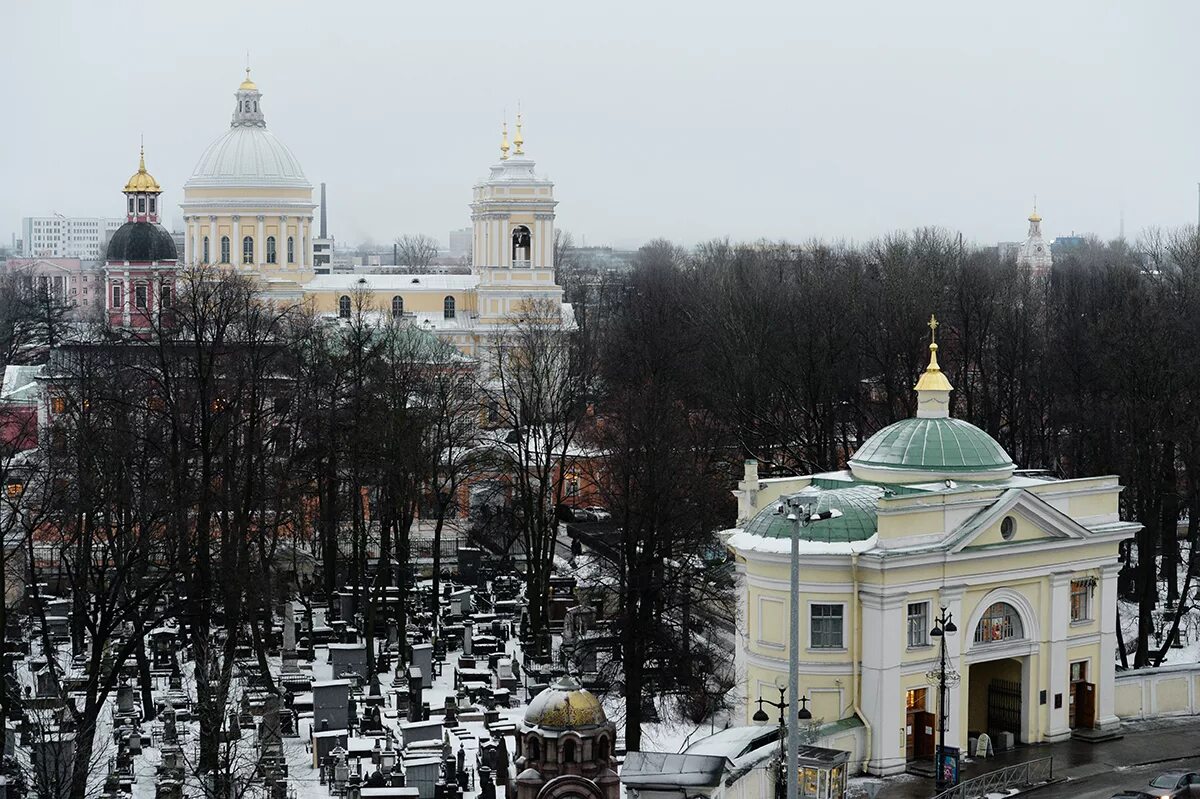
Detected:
[
  {"left": 21, "top": 216, "right": 123, "bottom": 260},
  {"left": 448, "top": 227, "right": 472, "bottom": 259},
  {"left": 1051, "top": 236, "right": 1086, "bottom": 258},
  {"left": 1, "top": 257, "right": 106, "bottom": 314},
  {"left": 1016, "top": 205, "right": 1052, "bottom": 275},
  {"left": 997, "top": 241, "right": 1021, "bottom": 263}
]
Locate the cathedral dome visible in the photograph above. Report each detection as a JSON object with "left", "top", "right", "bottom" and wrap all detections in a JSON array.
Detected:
[
  {"left": 106, "top": 222, "right": 178, "bottom": 263},
  {"left": 184, "top": 71, "right": 310, "bottom": 191},
  {"left": 523, "top": 676, "right": 607, "bottom": 730},
  {"left": 847, "top": 417, "right": 1014, "bottom": 481},
  {"left": 186, "top": 127, "right": 309, "bottom": 190}
]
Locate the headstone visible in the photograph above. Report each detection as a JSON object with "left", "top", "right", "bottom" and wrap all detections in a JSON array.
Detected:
[
  {"left": 259, "top": 694, "right": 283, "bottom": 758},
  {"left": 411, "top": 645, "right": 433, "bottom": 689},
  {"left": 281, "top": 601, "right": 299, "bottom": 674},
  {"left": 329, "top": 643, "right": 369, "bottom": 684},
  {"left": 408, "top": 667, "right": 423, "bottom": 720},
  {"left": 462, "top": 620, "right": 474, "bottom": 656},
  {"left": 312, "top": 680, "right": 352, "bottom": 732},
  {"left": 443, "top": 697, "right": 458, "bottom": 727}
]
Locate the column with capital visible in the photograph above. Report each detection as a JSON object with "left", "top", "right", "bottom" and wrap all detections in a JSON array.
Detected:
[
  {"left": 183, "top": 217, "right": 191, "bottom": 264},
  {"left": 191, "top": 219, "right": 200, "bottom": 266},
  {"left": 1047, "top": 571, "right": 1073, "bottom": 740},
  {"left": 279, "top": 216, "right": 289, "bottom": 268},
  {"left": 257, "top": 216, "right": 265, "bottom": 269},
  {"left": 295, "top": 218, "right": 304, "bottom": 271},
  {"left": 232, "top": 216, "right": 241, "bottom": 267},
  {"left": 209, "top": 217, "right": 217, "bottom": 264},
  {"left": 122, "top": 271, "right": 132, "bottom": 327},
  {"left": 1097, "top": 563, "right": 1121, "bottom": 729}
]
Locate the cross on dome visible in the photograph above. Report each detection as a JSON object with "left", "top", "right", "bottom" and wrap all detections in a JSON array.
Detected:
[{"left": 914, "top": 313, "right": 953, "bottom": 415}]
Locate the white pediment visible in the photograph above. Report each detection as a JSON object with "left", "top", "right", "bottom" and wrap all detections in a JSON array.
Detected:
[{"left": 945, "top": 488, "right": 1092, "bottom": 553}]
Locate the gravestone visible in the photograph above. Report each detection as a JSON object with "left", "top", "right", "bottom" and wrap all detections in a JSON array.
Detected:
[
  {"left": 462, "top": 620, "right": 474, "bottom": 656},
  {"left": 329, "top": 643, "right": 369, "bottom": 684},
  {"left": 312, "top": 679, "right": 352, "bottom": 732},
  {"left": 408, "top": 667, "right": 423, "bottom": 719},
  {"left": 411, "top": 644, "right": 433, "bottom": 689},
  {"left": 259, "top": 694, "right": 283, "bottom": 758},
  {"left": 281, "top": 600, "right": 299, "bottom": 674}
]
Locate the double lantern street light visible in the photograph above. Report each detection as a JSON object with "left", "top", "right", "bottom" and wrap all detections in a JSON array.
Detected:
[
  {"left": 770, "top": 493, "right": 842, "bottom": 799},
  {"left": 754, "top": 685, "right": 812, "bottom": 799},
  {"left": 929, "top": 606, "right": 959, "bottom": 794}
]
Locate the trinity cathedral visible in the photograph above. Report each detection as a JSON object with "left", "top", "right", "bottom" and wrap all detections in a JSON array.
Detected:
[{"left": 104, "top": 69, "right": 567, "bottom": 356}]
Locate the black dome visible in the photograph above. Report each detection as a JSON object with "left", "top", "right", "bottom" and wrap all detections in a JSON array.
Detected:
[{"left": 105, "top": 222, "right": 177, "bottom": 263}]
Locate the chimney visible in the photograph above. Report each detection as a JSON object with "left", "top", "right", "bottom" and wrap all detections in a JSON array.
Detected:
[{"left": 320, "top": 182, "right": 328, "bottom": 239}]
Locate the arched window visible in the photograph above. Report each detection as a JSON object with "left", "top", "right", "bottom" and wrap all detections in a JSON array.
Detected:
[
  {"left": 220, "top": 236, "right": 230, "bottom": 263},
  {"left": 974, "top": 602, "right": 1024, "bottom": 644},
  {"left": 266, "top": 236, "right": 277, "bottom": 264},
  {"left": 203, "top": 236, "right": 210, "bottom": 263},
  {"left": 596, "top": 736, "right": 609, "bottom": 762},
  {"left": 111, "top": 283, "right": 123, "bottom": 308},
  {"left": 338, "top": 295, "right": 351, "bottom": 319},
  {"left": 443, "top": 296, "right": 456, "bottom": 319},
  {"left": 392, "top": 296, "right": 404, "bottom": 318},
  {"left": 526, "top": 737, "right": 540, "bottom": 763},
  {"left": 562, "top": 739, "right": 576, "bottom": 763},
  {"left": 287, "top": 236, "right": 295, "bottom": 264},
  {"left": 242, "top": 236, "right": 254, "bottom": 264},
  {"left": 511, "top": 225, "right": 532, "bottom": 266}
]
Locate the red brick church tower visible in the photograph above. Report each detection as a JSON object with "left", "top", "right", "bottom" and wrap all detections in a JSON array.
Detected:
[{"left": 104, "top": 146, "right": 178, "bottom": 330}]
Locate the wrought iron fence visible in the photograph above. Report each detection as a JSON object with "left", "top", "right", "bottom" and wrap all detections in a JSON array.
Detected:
[{"left": 931, "top": 755, "right": 1053, "bottom": 799}]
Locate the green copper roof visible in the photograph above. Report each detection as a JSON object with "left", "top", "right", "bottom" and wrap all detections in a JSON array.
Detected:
[
  {"left": 849, "top": 417, "right": 1013, "bottom": 473},
  {"left": 743, "top": 485, "right": 883, "bottom": 543}
]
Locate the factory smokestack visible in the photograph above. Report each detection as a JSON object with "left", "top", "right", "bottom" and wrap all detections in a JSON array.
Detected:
[{"left": 320, "top": 182, "right": 328, "bottom": 239}]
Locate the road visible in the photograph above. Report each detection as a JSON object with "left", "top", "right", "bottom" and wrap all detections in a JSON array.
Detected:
[{"left": 1035, "top": 755, "right": 1200, "bottom": 798}]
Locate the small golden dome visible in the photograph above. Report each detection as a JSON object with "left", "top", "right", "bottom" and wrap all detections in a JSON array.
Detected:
[
  {"left": 522, "top": 676, "right": 607, "bottom": 730},
  {"left": 914, "top": 314, "right": 953, "bottom": 392},
  {"left": 123, "top": 146, "right": 162, "bottom": 194},
  {"left": 239, "top": 67, "right": 257, "bottom": 91}
]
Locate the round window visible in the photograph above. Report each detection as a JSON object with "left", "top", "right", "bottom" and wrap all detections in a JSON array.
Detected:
[{"left": 1000, "top": 516, "right": 1016, "bottom": 540}]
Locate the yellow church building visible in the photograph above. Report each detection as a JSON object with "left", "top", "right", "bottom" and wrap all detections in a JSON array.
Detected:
[
  {"left": 728, "top": 320, "right": 1135, "bottom": 776},
  {"left": 179, "top": 71, "right": 567, "bottom": 356}
]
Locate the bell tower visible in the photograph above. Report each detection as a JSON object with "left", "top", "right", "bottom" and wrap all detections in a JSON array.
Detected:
[{"left": 471, "top": 113, "right": 563, "bottom": 326}]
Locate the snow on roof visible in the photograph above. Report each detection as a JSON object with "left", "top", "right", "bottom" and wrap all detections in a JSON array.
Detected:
[
  {"left": 684, "top": 725, "right": 779, "bottom": 761},
  {"left": 620, "top": 751, "right": 730, "bottom": 788},
  {"left": 2, "top": 365, "right": 43, "bottom": 403},
  {"left": 724, "top": 529, "right": 879, "bottom": 556}
]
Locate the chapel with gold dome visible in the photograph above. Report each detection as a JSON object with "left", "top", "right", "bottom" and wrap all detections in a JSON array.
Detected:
[
  {"left": 513, "top": 676, "right": 619, "bottom": 799},
  {"left": 727, "top": 317, "right": 1136, "bottom": 776}
]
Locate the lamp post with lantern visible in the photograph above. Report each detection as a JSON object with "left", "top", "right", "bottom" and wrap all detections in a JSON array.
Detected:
[{"left": 928, "top": 606, "right": 959, "bottom": 794}]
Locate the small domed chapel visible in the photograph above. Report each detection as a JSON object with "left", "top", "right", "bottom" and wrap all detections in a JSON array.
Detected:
[
  {"left": 514, "top": 676, "right": 620, "bottom": 799},
  {"left": 728, "top": 317, "right": 1136, "bottom": 776}
]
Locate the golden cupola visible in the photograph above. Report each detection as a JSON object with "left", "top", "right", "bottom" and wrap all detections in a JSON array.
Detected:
[{"left": 123, "top": 146, "right": 163, "bottom": 194}]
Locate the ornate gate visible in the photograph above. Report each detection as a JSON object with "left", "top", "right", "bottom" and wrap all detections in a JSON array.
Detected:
[{"left": 987, "top": 679, "right": 1022, "bottom": 745}]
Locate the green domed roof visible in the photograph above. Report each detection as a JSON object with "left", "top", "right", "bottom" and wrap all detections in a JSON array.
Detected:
[
  {"left": 848, "top": 417, "right": 1013, "bottom": 477},
  {"left": 743, "top": 485, "right": 883, "bottom": 543}
]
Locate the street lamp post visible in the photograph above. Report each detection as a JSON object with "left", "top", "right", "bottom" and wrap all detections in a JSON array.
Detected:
[
  {"left": 929, "top": 606, "right": 959, "bottom": 794},
  {"left": 778, "top": 494, "right": 841, "bottom": 799},
  {"left": 753, "top": 686, "right": 812, "bottom": 799}
]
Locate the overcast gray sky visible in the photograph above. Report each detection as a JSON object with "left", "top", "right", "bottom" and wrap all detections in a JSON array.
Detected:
[{"left": 4, "top": 1, "right": 1199, "bottom": 250}]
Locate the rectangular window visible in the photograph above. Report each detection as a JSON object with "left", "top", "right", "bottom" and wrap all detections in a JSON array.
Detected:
[
  {"left": 134, "top": 284, "right": 147, "bottom": 309},
  {"left": 112, "top": 284, "right": 123, "bottom": 308},
  {"left": 907, "top": 602, "right": 929, "bottom": 648},
  {"left": 810, "top": 604, "right": 844, "bottom": 649},
  {"left": 1070, "top": 579, "right": 1092, "bottom": 622}
]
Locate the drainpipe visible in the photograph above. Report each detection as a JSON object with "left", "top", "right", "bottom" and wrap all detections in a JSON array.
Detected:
[{"left": 851, "top": 553, "right": 872, "bottom": 774}]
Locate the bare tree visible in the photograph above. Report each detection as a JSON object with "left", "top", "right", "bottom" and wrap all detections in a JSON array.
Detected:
[
  {"left": 394, "top": 234, "right": 441, "bottom": 271},
  {"left": 481, "top": 298, "right": 595, "bottom": 653}
]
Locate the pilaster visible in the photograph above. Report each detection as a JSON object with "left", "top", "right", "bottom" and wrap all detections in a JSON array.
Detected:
[
  {"left": 1046, "top": 571, "right": 1072, "bottom": 740},
  {"left": 1097, "top": 563, "right": 1121, "bottom": 729}
]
